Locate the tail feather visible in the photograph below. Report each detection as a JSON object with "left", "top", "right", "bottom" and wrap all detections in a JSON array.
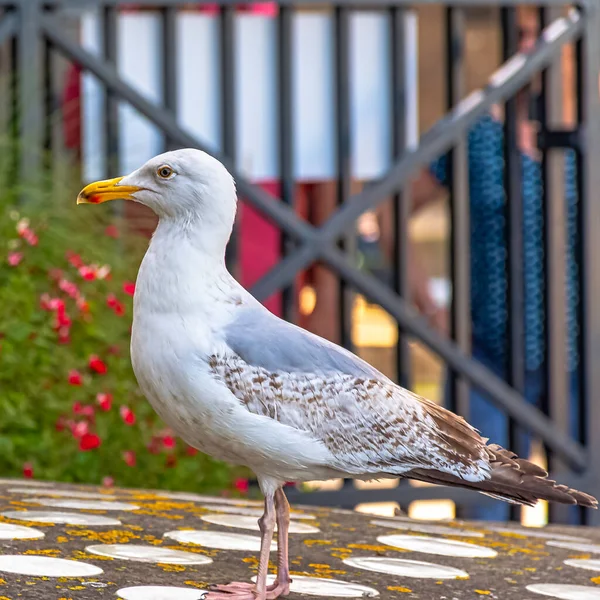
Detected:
[
  {"left": 406, "top": 444, "right": 597, "bottom": 509},
  {"left": 414, "top": 397, "right": 597, "bottom": 509}
]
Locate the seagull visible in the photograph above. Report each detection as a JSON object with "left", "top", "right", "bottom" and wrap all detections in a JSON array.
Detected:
[{"left": 78, "top": 149, "right": 597, "bottom": 600}]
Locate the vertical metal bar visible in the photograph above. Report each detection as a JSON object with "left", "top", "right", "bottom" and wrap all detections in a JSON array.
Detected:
[
  {"left": 220, "top": 6, "right": 238, "bottom": 276},
  {"left": 501, "top": 6, "right": 526, "bottom": 522},
  {"left": 577, "top": 4, "right": 600, "bottom": 526},
  {"left": 389, "top": 7, "right": 411, "bottom": 389},
  {"left": 42, "top": 14, "right": 53, "bottom": 173},
  {"left": 18, "top": 0, "right": 43, "bottom": 188},
  {"left": 445, "top": 7, "right": 471, "bottom": 420},
  {"left": 538, "top": 6, "right": 571, "bottom": 525},
  {"left": 161, "top": 5, "right": 177, "bottom": 152},
  {"left": 277, "top": 5, "right": 295, "bottom": 323},
  {"left": 334, "top": 5, "right": 354, "bottom": 351},
  {"left": 445, "top": 6, "right": 471, "bottom": 520},
  {"left": 102, "top": 5, "right": 118, "bottom": 177}
]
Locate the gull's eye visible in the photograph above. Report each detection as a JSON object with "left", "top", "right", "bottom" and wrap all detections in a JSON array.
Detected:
[{"left": 157, "top": 165, "right": 175, "bottom": 179}]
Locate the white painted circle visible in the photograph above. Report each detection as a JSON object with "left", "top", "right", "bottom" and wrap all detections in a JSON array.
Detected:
[
  {"left": 0, "top": 523, "right": 44, "bottom": 540},
  {"left": 201, "top": 513, "right": 319, "bottom": 534},
  {"left": 199, "top": 504, "right": 315, "bottom": 520},
  {"left": 378, "top": 534, "right": 497, "bottom": 558},
  {"left": 371, "top": 519, "right": 484, "bottom": 538},
  {"left": 85, "top": 544, "right": 213, "bottom": 565},
  {"left": 0, "top": 555, "right": 103, "bottom": 577},
  {"left": 2, "top": 510, "right": 121, "bottom": 526},
  {"left": 485, "top": 526, "right": 587, "bottom": 542},
  {"left": 564, "top": 559, "right": 600, "bottom": 572},
  {"left": 28, "top": 499, "right": 139, "bottom": 511},
  {"left": 9, "top": 488, "right": 117, "bottom": 500},
  {"left": 547, "top": 540, "right": 600, "bottom": 554},
  {"left": 159, "top": 492, "right": 262, "bottom": 506},
  {"left": 117, "top": 586, "right": 206, "bottom": 600},
  {"left": 527, "top": 583, "right": 600, "bottom": 599},
  {"left": 164, "top": 529, "right": 276, "bottom": 552},
  {"left": 252, "top": 575, "right": 379, "bottom": 597},
  {"left": 343, "top": 556, "right": 469, "bottom": 579},
  {"left": 0, "top": 479, "right": 54, "bottom": 487}
]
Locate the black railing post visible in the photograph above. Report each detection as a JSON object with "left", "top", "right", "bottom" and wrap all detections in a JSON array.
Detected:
[
  {"left": 578, "top": 1, "right": 600, "bottom": 527},
  {"left": 334, "top": 5, "right": 354, "bottom": 352},
  {"left": 390, "top": 6, "right": 412, "bottom": 390},
  {"left": 18, "top": 0, "right": 43, "bottom": 189},
  {"left": 102, "top": 4, "right": 118, "bottom": 178},
  {"left": 445, "top": 5, "right": 471, "bottom": 520},
  {"left": 501, "top": 7, "right": 526, "bottom": 522},
  {"left": 445, "top": 6, "right": 471, "bottom": 424},
  {"left": 220, "top": 5, "right": 238, "bottom": 277},
  {"left": 277, "top": 4, "right": 296, "bottom": 323},
  {"left": 161, "top": 5, "right": 177, "bottom": 152}
]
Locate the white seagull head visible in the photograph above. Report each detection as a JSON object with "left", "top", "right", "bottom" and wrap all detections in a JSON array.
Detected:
[{"left": 77, "top": 148, "right": 237, "bottom": 232}]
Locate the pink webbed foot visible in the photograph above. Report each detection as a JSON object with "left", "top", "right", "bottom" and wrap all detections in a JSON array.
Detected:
[{"left": 206, "top": 579, "right": 290, "bottom": 599}]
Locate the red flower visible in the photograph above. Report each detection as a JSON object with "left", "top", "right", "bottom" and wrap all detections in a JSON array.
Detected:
[
  {"left": 165, "top": 454, "right": 177, "bottom": 468},
  {"left": 162, "top": 435, "right": 176, "bottom": 449},
  {"left": 57, "top": 327, "right": 70, "bottom": 345},
  {"left": 72, "top": 401, "right": 83, "bottom": 414},
  {"left": 104, "top": 224, "right": 119, "bottom": 238},
  {"left": 78, "top": 265, "right": 96, "bottom": 281},
  {"left": 120, "top": 405, "right": 136, "bottom": 426},
  {"left": 89, "top": 355, "right": 107, "bottom": 374},
  {"left": 59, "top": 278, "right": 79, "bottom": 299},
  {"left": 48, "top": 298, "right": 65, "bottom": 312},
  {"left": 48, "top": 268, "right": 63, "bottom": 281},
  {"left": 186, "top": 446, "right": 198, "bottom": 457},
  {"left": 68, "top": 370, "right": 83, "bottom": 386},
  {"left": 96, "top": 392, "right": 112, "bottom": 411},
  {"left": 76, "top": 297, "right": 89, "bottom": 313},
  {"left": 55, "top": 416, "right": 66, "bottom": 432},
  {"left": 7, "top": 252, "right": 23, "bottom": 266},
  {"left": 123, "top": 282, "right": 135, "bottom": 296},
  {"left": 102, "top": 476, "right": 115, "bottom": 487},
  {"left": 23, "top": 229, "right": 38, "bottom": 246},
  {"left": 122, "top": 450, "right": 136, "bottom": 467},
  {"left": 23, "top": 463, "right": 33, "bottom": 478},
  {"left": 79, "top": 433, "right": 101, "bottom": 451},
  {"left": 66, "top": 250, "right": 83, "bottom": 268},
  {"left": 71, "top": 421, "right": 89, "bottom": 438},
  {"left": 113, "top": 301, "right": 125, "bottom": 317},
  {"left": 234, "top": 478, "right": 249, "bottom": 494},
  {"left": 106, "top": 294, "right": 117, "bottom": 308}
]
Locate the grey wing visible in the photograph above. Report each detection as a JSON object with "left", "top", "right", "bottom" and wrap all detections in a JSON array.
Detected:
[
  {"left": 215, "top": 309, "right": 491, "bottom": 481},
  {"left": 223, "top": 306, "right": 388, "bottom": 381}
]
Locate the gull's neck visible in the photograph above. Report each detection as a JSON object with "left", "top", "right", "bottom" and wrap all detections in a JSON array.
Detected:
[{"left": 134, "top": 216, "right": 242, "bottom": 316}]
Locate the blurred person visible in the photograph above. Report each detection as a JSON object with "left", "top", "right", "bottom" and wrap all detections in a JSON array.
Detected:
[{"left": 378, "top": 6, "right": 582, "bottom": 521}]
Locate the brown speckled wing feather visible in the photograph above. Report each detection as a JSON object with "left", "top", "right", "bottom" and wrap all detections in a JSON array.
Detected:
[{"left": 209, "top": 354, "right": 491, "bottom": 482}]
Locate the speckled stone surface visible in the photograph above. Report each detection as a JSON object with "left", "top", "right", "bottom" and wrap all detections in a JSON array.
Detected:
[{"left": 0, "top": 479, "right": 599, "bottom": 599}]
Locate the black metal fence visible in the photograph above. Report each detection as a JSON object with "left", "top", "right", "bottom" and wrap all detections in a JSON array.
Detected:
[{"left": 1, "top": 0, "right": 600, "bottom": 525}]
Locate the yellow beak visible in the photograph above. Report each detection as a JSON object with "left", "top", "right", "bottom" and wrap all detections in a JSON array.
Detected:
[{"left": 77, "top": 176, "right": 142, "bottom": 205}]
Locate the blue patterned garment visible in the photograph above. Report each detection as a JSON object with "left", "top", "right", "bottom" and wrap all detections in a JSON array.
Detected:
[{"left": 430, "top": 114, "right": 579, "bottom": 373}]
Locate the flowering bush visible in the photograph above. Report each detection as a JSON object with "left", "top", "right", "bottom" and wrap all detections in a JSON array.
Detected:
[{"left": 0, "top": 182, "right": 247, "bottom": 494}]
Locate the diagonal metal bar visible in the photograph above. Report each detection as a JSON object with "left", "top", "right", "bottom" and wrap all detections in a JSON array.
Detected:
[
  {"left": 251, "top": 9, "right": 584, "bottom": 301},
  {"left": 39, "top": 12, "right": 315, "bottom": 245},
  {"left": 319, "top": 9, "right": 584, "bottom": 242},
  {"left": 0, "top": 11, "right": 16, "bottom": 46},
  {"left": 317, "top": 243, "right": 588, "bottom": 471}
]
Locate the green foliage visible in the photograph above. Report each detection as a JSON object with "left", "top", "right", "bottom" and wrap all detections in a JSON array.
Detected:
[{"left": 0, "top": 164, "right": 246, "bottom": 494}]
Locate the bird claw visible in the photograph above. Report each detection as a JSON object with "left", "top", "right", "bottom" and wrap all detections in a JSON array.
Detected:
[{"left": 204, "top": 580, "right": 290, "bottom": 599}]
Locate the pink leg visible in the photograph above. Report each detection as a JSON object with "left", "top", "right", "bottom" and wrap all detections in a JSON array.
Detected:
[
  {"left": 207, "top": 493, "right": 277, "bottom": 600},
  {"left": 271, "top": 488, "right": 291, "bottom": 595}
]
